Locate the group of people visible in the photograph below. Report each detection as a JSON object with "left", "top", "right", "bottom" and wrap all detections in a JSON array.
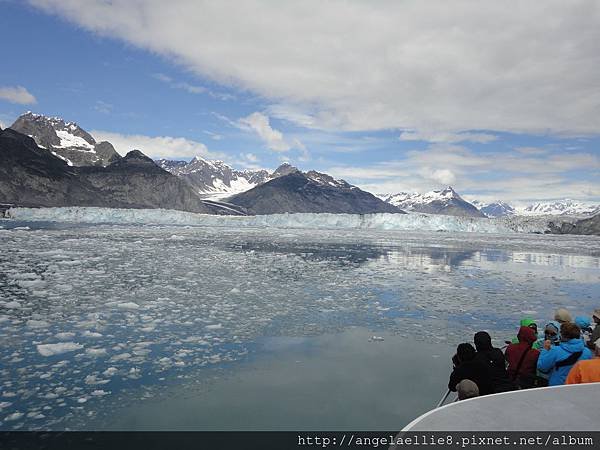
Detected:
[{"left": 448, "top": 308, "right": 600, "bottom": 400}]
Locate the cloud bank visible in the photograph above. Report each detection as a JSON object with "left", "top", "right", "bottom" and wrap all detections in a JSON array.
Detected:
[
  {"left": 91, "top": 130, "right": 223, "bottom": 160},
  {"left": 28, "top": 0, "right": 600, "bottom": 136}
]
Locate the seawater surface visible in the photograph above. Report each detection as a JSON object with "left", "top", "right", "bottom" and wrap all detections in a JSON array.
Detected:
[{"left": 0, "top": 222, "right": 598, "bottom": 430}]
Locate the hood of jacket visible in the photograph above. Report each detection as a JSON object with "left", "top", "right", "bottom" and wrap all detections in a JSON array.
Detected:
[
  {"left": 517, "top": 326, "right": 537, "bottom": 345},
  {"left": 575, "top": 316, "right": 591, "bottom": 330},
  {"left": 520, "top": 318, "right": 536, "bottom": 327},
  {"left": 474, "top": 331, "right": 493, "bottom": 352}
]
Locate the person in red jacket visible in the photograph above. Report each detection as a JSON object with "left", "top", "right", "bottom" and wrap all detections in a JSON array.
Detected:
[{"left": 505, "top": 326, "right": 540, "bottom": 389}]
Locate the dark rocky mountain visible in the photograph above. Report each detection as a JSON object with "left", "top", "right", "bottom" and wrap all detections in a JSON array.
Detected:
[
  {"left": 77, "top": 150, "right": 214, "bottom": 213},
  {"left": 381, "top": 187, "right": 485, "bottom": 217},
  {"left": 271, "top": 162, "right": 299, "bottom": 178},
  {"left": 0, "top": 127, "right": 108, "bottom": 207},
  {"left": 228, "top": 171, "right": 404, "bottom": 215},
  {"left": 0, "top": 127, "right": 214, "bottom": 213},
  {"left": 10, "top": 112, "right": 121, "bottom": 167},
  {"left": 547, "top": 214, "right": 600, "bottom": 236}
]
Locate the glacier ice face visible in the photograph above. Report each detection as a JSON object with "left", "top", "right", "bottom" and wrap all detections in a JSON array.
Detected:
[{"left": 6, "top": 206, "right": 532, "bottom": 233}]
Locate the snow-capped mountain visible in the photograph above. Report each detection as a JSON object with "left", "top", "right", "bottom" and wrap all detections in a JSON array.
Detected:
[
  {"left": 470, "top": 199, "right": 600, "bottom": 217},
  {"left": 380, "top": 187, "right": 485, "bottom": 217},
  {"left": 470, "top": 200, "right": 516, "bottom": 218},
  {"left": 156, "top": 156, "right": 271, "bottom": 199},
  {"left": 10, "top": 112, "right": 120, "bottom": 167},
  {"left": 518, "top": 200, "right": 600, "bottom": 217}
]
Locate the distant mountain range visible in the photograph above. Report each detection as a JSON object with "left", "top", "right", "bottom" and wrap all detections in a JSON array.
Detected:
[
  {"left": 471, "top": 199, "right": 600, "bottom": 218},
  {"left": 2, "top": 112, "right": 599, "bottom": 220},
  {"left": 0, "top": 112, "right": 401, "bottom": 216},
  {"left": 156, "top": 157, "right": 270, "bottom": 198},
  {"left": 378, "top": 187, "right": 485, "bottom": 218}
]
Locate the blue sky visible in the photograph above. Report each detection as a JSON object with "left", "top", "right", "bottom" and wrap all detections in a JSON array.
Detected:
[{"left": 1, "top": 0, "right": 599, "bottom": 204}]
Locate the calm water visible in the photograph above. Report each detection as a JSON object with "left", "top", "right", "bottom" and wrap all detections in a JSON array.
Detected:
[{"left": 0, "top": 222, "right": 599, "bottom": 430}]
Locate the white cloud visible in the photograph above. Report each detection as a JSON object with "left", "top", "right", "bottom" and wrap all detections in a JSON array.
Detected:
[
  {"left": 28, "top": 1, "right": 600, "bottom": 136},
  {"left": 203, "top": 130, "right": 223, "bottom": 140},
  {"left": 238, "top": 112, "right": 297, "bottom": 152},
  {"left": 94, "top": 100, "right": 113, "bottom": 114},
  {"left": 0, "top": 86, "right": 37, "bottom": 105},
  {"left": 153, "top": 73, "right": 234, "bottom": 100},
  {"left": 429, "top": 169, "right": 456, "bottom": 185},
  {"left": 91, "top": 130, "right": 224, "bottom": 160},
  {"left": 399, "top": 130, "right": 497, "bottom": 144}
]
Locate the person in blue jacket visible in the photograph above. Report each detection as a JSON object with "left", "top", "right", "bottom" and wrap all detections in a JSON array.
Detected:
[{"left": 537, "top": 322, "right": 592, "bottom": 386}]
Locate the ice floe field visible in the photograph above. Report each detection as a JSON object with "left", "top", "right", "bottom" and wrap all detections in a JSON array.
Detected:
[{"left": 0, "top": 213, "right": 599, "bottom": 430}]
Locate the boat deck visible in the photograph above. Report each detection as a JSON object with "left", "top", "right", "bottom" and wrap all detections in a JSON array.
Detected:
[{"left": 403, "top": 383, "right": 600, "bottom": 431}]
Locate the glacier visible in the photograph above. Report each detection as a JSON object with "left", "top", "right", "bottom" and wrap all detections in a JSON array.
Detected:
[{"left": 4, "top": 206, "right": 558, "bottom": 233}]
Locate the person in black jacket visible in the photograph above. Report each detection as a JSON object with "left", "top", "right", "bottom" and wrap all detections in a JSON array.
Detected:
[
  {"left": 473, "top": 331, "right": 516, "bottom": 393},
  {"left": 448, "top": 343, "right": 493, "bottom": 395}
]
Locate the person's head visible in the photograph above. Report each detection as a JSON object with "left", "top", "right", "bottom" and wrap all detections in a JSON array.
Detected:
[
  {"left": 575, "top": 316, "right": 591, "bottom": 332},
  {"left": 520, "top": 318, "right": 538, "bottom": 334},
  {"left": 517, "top": 326, "right": 537, "bottom": 345},
  {"left": 560, "top": 322, "right": 581, "bottom": 341},
  {"left": 456, "top": 343, "right": 476, "bottom": 363},
  {"left": 554, "top": 308, "right": 572, "bottom": 324},
  {"left": 544, "top": 321, "right": 560, "bottom": 344},
  {"left": 473, "top": 331, "right": 493, "bottom": 352},
  {"left": 593, "top": 309, "right": 600, "bottom": 325},
  {"left": 457, "top": 379, "right": 479, "bottom": 400}
]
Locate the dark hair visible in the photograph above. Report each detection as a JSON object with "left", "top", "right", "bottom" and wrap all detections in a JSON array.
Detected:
[
  {"left": 560, "top": 322, "right": 581, "bottom": 340},
  {"left": 456, "top": 343, "right": 476, "bottom": 362},
  {"left": 474, "top": 331, "right": 493, "bottom": 352}
]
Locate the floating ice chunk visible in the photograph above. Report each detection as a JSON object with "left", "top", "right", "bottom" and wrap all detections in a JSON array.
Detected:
[
  {"left": 0, "top": 402, "right": 12, "bottom": 409},
  {"left": 17, "top": 279, "right": 47, "bottom": 289},
  {"left": 85, "top": 348, "right": 107, "bottom": 357},
  {"left": 3, "top": 301, "right": 21, "bottom": 309},
  {"left": 5, "top": 412, "right": 23, "bottom": 421},
  {"left": 91, "top": 390, "right": 109, "bottom": 397},
  {"left": 102, "top": 368, "right": 118, "bottom": 378},
  {"left": 84, "top": 375, "right": 109, "bottom": 385},
  {"left": 55, "top": 332, "right": 75, "bottom": 340},
  {"left": 37, "top": 342, "right": 83, "bottom": 357},
  {"left": 76, "top": 397, "right": 88, "bottom": 404},
  {"left": 230, "top": 288, "right": 240, "bottom": 294},
  {"left": 42, "top": 393, "right": 58, "bottom": 399},
  {"left": 205, "top": 324, "right": 223, "bottom": 330},
  {"left": 26, "top": 320, "right": 50, "bottom": 328},
  {"left": 369, "top": 336, "right": 385, "bottom": 342},
  {"left": 109, "top": 353, "right": 131, "bottom": 362},
  {"left": 82, "top": 331, "right": 103, "bottom": 338},
  {"left": 116, "top": 302, "right": 140, "bottom": 310}
]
